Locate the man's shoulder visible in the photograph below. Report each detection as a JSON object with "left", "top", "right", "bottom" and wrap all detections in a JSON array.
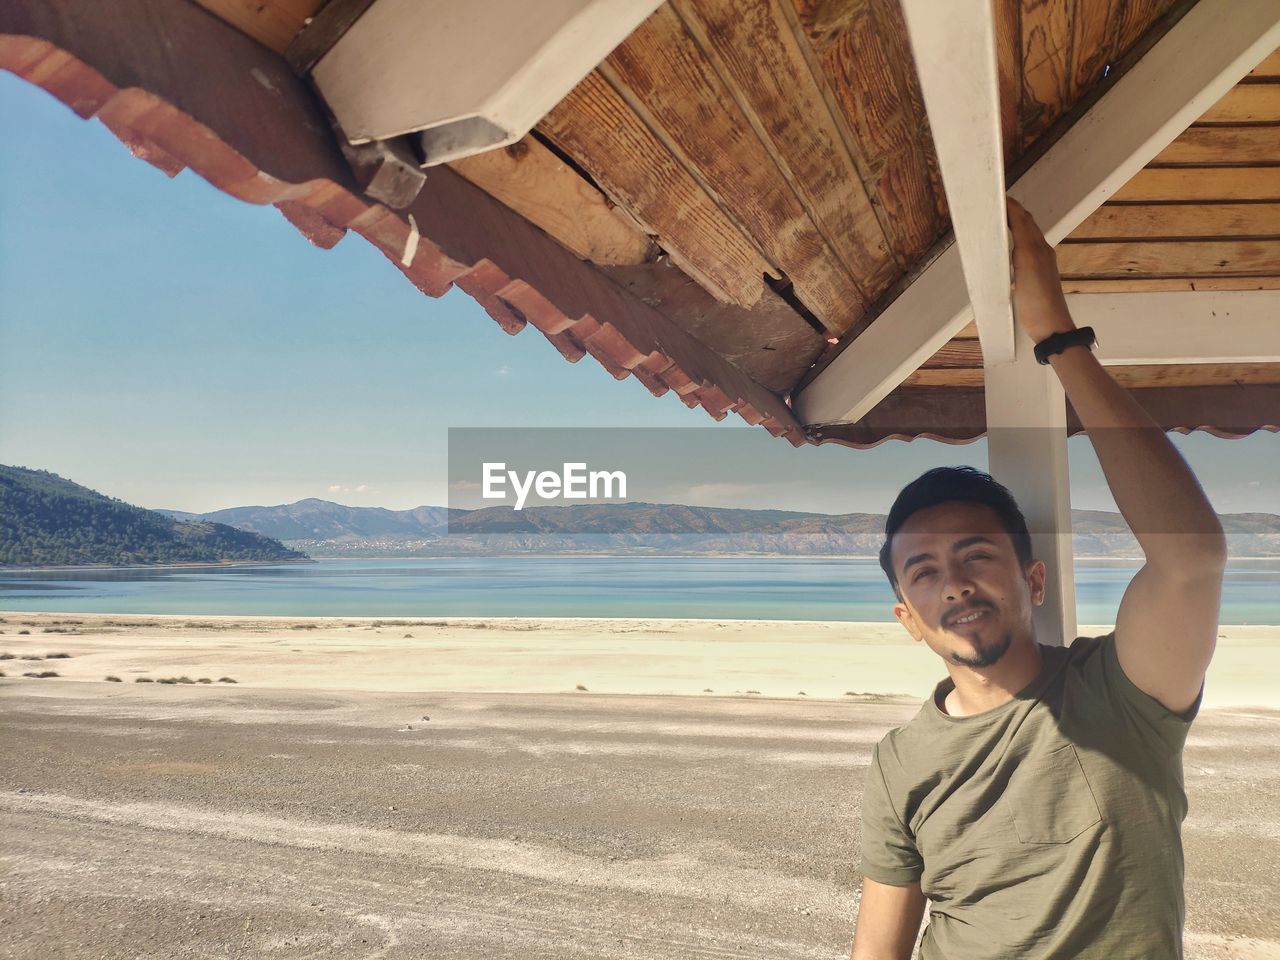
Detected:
[
  {"left": 872, "top": 701, "right": 937, "bottom": 775},
  {"left": 1061, "top": 631, "right": 1119, "bottom": 683}
]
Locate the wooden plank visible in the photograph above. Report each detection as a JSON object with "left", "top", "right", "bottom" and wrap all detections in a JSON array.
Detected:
[
  {"left": 1020, "top": 0, "right": 1074, "bottom": 149},
  {"left": 1251, "top": 49, "right": 1280, "bottom": 78},
  {"left": 794, "top": 0, "right": 1280, "bottom": 426},
  {"left": 604, "top": 262, "right": 826, "bottom": 392},
  {"left": 670, "top": 0, "right": 899, "bottom": 295},
  {"left": 900, "top": 0, "right": 1014, "bottom": 364},
  {"left": 922, "top": 339, "right": 983, "bottom": 368},
  {"left": 539, "top": 70, "right": 771, "bottom": 308},
  {"left": 1153, "top": 126, "right": 1280, "bottom": 165},
  {"left": 191, "top": 0, "right": 320, "bottom": 54},
  {"left": 597, "top": 3, "right": 873, "bottom": 333},
  {"left": 1069, "top": 0, "right": 1122, "bottom": 102},
  {"left": 1057, "top": 239, "right": 1280, "bottom": 276},
  {"left": 908, "top": 362, "right": 1280, "bottom": 388},
  {"left": 1199, "top": 83, "right": 1280, "bottom": 122},
  {"left": 994, "top": 0, "right": 1023, "bottom": 165},
  {"left": 1069, "top": 203, "right": 1280, "bottom": 239},
  {"left": 284, "top": 0, "right": 376, "bottom": 75},
  {"left": 817, "top": 1, "right": 944, "bottom": 268},
  {"left": 448, "top": 137, "right": 655, "bottom": 266},
  {"left": 1111, "top": 363, "right": 1280, "bottom": 386},
  {"left": 1116, "top": 0, "right": 1175, "bottom": 54},
  {"left": 410, "top": 167, "right": 804, "bottom": 431},
  {"left": 787, "top": 0, "right": 866, "bottom": 52},
  {"left": 869, "top": 0, "right": 949, "bottom": 223},
  {"left": 1111, "top": 167, "right": 1280, "bottom": 201},
  {"left": 811, "top": 384, "right": 1280, "bottom": 445},
  {"left": 1063, "top": 276, "right": 1280, "bottom": 292}
]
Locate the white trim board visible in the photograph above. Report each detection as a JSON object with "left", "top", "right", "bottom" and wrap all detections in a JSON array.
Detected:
[
  {"left": 900, "top": 0, "right": 1015, "bottom": 366},
  {"left": 1068, "top": 291, "right": 1280, "bottom": 365},
  {"left": 793, "top": 0, "right": 1280, "bottom": 427}
]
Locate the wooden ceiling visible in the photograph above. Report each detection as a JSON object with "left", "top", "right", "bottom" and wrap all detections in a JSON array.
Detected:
[
  {"left": 13, "top": 0, "right": 1274, "bottom": 444},
  {"left": 916, "top": 44, "right": 1280, "bottom": 394}
]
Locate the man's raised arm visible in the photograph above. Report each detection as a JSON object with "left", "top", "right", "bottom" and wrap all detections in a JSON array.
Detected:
[{"left": 1006, "top": 198, "right": 1227, "bottom": 715}]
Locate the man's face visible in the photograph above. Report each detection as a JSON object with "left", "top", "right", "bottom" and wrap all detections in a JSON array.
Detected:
[{"left": 889, "top": 501, "right": 1045, "bottom": 668}]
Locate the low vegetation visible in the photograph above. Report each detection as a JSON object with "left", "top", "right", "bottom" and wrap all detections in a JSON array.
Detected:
[
  {"left": 23, "top": 671, "right": 59, "bottom": 678},
  {"left": 0, "top": 464, "right": 307, "bottom": 565}
]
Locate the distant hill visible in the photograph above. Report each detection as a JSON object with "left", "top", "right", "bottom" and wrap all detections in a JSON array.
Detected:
[
  {"left": 186, "top": 499, "right": 452, "bottom": 540},
  {"left": 169, "top": 498, "right": 1280, "bottom": 559},
  {"left": 0, "top": 466, "right": 309, "bottom": 567}
]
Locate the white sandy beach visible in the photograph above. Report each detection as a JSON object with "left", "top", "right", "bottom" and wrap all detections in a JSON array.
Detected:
[
  {"left": 1, "top": 612, "right": 1277, "bottom": 709},
  {"left": 2, "top": 612, "right": 1278, "bottom": 959}
]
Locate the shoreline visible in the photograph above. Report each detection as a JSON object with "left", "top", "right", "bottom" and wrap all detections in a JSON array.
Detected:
[
  {"left": 7, "top": 554, "right": 1279, "bottom": 570},
  {"left": 2, "top": 611, "right": 1277, "bottom": 709}
]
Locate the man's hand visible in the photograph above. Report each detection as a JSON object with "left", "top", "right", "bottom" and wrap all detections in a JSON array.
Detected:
[{"left": 1006, "top": 197, "right": 1074, "bottom": 343}]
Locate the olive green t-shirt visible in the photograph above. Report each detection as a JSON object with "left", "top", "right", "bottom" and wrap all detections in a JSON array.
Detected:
[{"left": 859, "top": 632, "right": 1203, "bottom": 959}]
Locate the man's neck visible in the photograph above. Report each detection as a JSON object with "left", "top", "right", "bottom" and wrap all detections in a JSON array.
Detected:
[{"left": 940, "top": 637, "right": 1044, "bottom": 718}]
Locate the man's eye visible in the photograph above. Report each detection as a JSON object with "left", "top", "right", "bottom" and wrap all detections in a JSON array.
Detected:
[
  {"left": 966, "top": 553, "right": 990, "bottom": 562},
  {"left": 913, "top": 569, "right": 934, "bottom": 582}
]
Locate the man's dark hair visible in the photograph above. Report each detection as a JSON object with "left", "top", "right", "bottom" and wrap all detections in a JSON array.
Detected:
[{"left": 878, "top": 466, "right": 1033, "bottom": 601}]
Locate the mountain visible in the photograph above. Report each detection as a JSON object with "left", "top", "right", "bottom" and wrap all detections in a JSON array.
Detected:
[
  {"left": 0, "top": 466, "right": 309, "bottom": 567},
  {"left": 170, "top": 498, "right": 1280, "bottom": 559},
  {"left": 183, "top": 499, "right": 452, "bottom": 540}
]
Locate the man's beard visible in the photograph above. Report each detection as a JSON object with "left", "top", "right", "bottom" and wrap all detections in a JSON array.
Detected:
[{"left": 949, "top": 629, "right": 1014, "bottom": 668}]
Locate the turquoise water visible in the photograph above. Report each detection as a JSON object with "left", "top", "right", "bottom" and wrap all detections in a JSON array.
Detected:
[{"left": 1, "top": 557, "right": 1276, "bottom": 624}]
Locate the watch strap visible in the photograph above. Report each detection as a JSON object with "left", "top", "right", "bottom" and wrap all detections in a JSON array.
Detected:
[{"left": 1034, "top": 326, "right": 1096, "bottom": 365}]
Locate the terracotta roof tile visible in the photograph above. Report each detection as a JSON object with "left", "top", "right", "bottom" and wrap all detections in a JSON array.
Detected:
[{"left": 454, "top": 260, "right": 526, "bottom": 334}]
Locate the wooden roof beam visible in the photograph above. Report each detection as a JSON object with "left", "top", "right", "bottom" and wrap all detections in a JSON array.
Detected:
[
  {"left": 794, "top": 0, "right": 1280, "bottom": 427},
  {"left": 899, "top": 0, "right": 1014, "bottom": 366}
]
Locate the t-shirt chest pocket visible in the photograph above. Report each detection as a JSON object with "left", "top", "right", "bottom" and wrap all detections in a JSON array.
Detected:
[{"left": 1005, "top": 743, "right": 1102, "bottom": 843}]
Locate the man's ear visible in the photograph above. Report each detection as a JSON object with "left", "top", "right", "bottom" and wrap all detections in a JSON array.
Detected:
[
  {"left": 893, "top": 600, "right": 922, "bottom": 642},
  {"left": 1026, "top": 559, "right": 1048, "bottom": 606}
]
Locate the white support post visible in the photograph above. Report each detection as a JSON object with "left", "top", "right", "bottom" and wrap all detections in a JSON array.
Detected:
[
  {"left": 900, "top": 0, "right": 1015, "bottom": 365},
  {"left": 984, "top": 327, "right": 1077, "bottom": 647},
  {"left": 794, "top": 0, "right": 1280, "bottom": 427}
]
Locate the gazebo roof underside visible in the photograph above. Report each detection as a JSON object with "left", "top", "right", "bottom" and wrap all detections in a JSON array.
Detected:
[{"left": 3, "top": 0, "right": 1276, "bottom": 445}]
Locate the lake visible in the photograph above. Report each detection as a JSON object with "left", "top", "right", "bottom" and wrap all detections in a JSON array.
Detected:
[{"left": 1, "top": 557, "right": 1277, "bottom": 624}]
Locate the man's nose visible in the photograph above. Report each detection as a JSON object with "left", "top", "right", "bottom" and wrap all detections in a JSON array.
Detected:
[{"left": 942, "top": 566, "right": 976, "bottom": 601}]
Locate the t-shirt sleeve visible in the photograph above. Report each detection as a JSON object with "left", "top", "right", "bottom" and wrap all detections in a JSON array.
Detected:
[
  {"left": 859, "top": 740, "right": 923, "bottom": 886},
  {"left": 1075, "top": 632, "right": 1203, "bottom": 756}
]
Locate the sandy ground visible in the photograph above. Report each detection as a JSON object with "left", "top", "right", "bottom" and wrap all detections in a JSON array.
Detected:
[
  {"left": 1, "top": 612, "right": 1278, "bottom": 959},
  {"left": 2, "top": 612, "right": 1278, "bottom": 708}
]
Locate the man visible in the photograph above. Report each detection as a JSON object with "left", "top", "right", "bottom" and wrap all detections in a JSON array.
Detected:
[{"left": 849, "top": 198, "right": 1226, "bottom": 960}]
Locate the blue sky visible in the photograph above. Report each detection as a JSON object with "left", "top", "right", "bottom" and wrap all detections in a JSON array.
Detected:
[{"left": 0, "top": 72, "right": 1275, "bottom": 516}]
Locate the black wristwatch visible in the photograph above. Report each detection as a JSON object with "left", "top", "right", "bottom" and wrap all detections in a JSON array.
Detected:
[{"left": 1034, "top": 326, "right": 1097, "bottom": 365}]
